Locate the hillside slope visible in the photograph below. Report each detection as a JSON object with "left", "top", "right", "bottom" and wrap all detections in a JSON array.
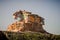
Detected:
[{"left": 0, "top": 31, "right": 60, "bottom": 40}]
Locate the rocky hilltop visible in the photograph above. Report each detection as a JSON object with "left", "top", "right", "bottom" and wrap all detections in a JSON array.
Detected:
[
  {"left": 0, "top": 10, "right": 60, "bottom": 40},
  {"left": 7, "top": 10, "right": 49, "bottom": 34}
]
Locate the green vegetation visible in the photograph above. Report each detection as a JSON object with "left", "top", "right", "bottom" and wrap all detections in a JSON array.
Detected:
[{"left": 1, "top": 31, "right": 60, "bottom": 40}]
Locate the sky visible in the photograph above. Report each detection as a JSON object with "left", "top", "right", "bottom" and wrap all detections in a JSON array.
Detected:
[{"left": 0, "top": 0, "right": 60, "bottom": 35}]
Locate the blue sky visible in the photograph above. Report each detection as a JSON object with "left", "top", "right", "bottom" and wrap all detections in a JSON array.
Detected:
[{"left": 0, "top": 0, "right": 60, "bottom": 35}]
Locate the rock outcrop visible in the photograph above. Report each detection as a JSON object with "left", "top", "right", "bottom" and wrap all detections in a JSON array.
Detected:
[
  {"left": 7, "top": 10, "right": 49, "bottom": 34},
  {"left": 0, "top": 10, "right": 60, "bottom": 40}
]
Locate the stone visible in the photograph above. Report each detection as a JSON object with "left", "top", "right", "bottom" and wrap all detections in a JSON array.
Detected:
[{"left": 7, "top": 10, "right": 48, "bottom": 34}]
